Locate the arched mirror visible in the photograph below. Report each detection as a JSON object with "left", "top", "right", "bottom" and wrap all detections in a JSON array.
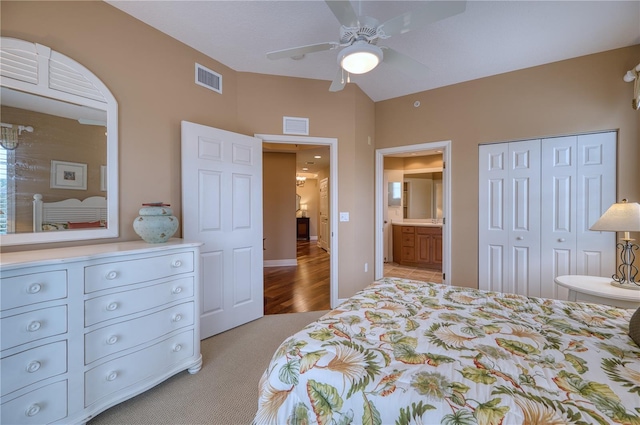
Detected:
[{"left": 0, "top": 37, "right": 118, "bottom": 246}]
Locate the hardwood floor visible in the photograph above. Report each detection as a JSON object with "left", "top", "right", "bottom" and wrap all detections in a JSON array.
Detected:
[
  {"left": 263, "top": 240, "right": 331, "bottom": 314},
  {"left": 263, "top": 240, "right": 442, "bottom": 314}
]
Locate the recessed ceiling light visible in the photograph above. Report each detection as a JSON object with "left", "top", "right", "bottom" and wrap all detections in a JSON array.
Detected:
[
  {"left": 314, "top": 155, "right": 321, "bottom": 159},
  {"left": 302, "top": 167, "right": 309, "bottom": 171}
]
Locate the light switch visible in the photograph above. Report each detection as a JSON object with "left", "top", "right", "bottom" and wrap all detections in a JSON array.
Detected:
[{"left": 339, "top": 212, "right": 350, "bottom": 222}]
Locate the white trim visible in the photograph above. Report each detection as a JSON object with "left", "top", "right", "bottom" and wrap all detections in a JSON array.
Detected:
[
  {"left": 375, "top": 141, "right": 452, "bottom": 285},
  {"left": 264, "top": 259, "right": 297, "bottom": 267},
  {"left": 256, "top": 134, "right": 339, "bottom": 309}
]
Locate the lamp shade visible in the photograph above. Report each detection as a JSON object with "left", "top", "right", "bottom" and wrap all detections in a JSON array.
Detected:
[
  {"left": 590, "top": 199, "right": 640, "bottom": 232},
  {"left": 338, "top": 41, "right": 383, "bottom": 75}
]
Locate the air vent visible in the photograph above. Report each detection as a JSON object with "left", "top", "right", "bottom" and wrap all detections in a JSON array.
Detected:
[
  {"left": 195, "top": 63, "right": 222, "bottom": 93},
  {"left": 283, "top": 116, "right": 309, "bottom": 135}
]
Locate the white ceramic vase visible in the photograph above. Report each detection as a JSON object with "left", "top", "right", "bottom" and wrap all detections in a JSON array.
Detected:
[{"left": 133, "top": 206, "right": 179, "bottom": 243}]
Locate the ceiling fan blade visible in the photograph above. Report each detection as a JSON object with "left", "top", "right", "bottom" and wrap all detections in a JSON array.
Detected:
[
  {"left": 379, "top": 1, "right": 466, "bottom": 37},
  {"left": 382, "top": 47, "right": 429, "bottom": 80},
  {"left": 329, "top": 68, "right": 346, "bottom": 92},
  {"left": 325, "top": 0, "right": 358, "bottom": 27},
  {"left": 267, "top": 42, "right": 338, "bottom": 60}
]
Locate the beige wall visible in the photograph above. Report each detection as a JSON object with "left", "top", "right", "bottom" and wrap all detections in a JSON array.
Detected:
[
  {"left": 296, "top": 178, "right": 319, "bottom": 238},
  {"left": 1, "top": 1, "right": 376, "bottom": 299},
  {"left": 376, "top": 44, "right": 640, "bottom": 288},
  {"left": 263, "top": 152, "right": 296, "bottom": 261}
]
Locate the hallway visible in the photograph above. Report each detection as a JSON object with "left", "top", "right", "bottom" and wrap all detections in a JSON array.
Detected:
[{"left": 263, "top": 240, "right": 442, "bottom": 314}]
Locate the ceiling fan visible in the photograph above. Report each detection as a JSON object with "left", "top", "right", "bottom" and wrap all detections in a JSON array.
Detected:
[{"left": 266, "top": 1, "right": 467, "bottom": 92}]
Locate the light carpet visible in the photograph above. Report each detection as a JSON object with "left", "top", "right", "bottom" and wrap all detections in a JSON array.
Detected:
[{"left": 88, "top": 310, "right": 327, "bottom": 425}]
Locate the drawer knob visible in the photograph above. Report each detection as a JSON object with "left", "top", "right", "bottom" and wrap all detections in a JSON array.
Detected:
[
  {"left": 106, "top": 371, "right": 118, "bottom": 381},
  {"left": 25, "top": 404, "right": 41, "bottom": 417},
  {"left": 106, "top": 335, "right": 119, "bottom": 345},
  {"left": 27, "top": 283, "right": 42, "bottom": 294},
  {"left": 516, "top": 236, "right": 523, "bottom": 240},
  {"left": 171, "top": 260, "right": 183, "bottom": 268},
  {"left": 27, "top": 321, "right": 41, "bottom": 332},
  {"left": 26, "top": 361, "right": 41, "bottom": 373},
  {"left": 173, "top": 344, "right": 182, "bottom": 352},
  {"left": 106, "top": 271, "right": 118, "bottom": 280},
  {"left": 558, "top": 238, "right": 566, "bottom": 242},
  {"left": 172, "top": 287, "right": 183, "bottom": 295},
  {"left": 172, "top": 314, "right": 183, "bottom": 323},
  {"left": 106, "top": 302, "right": 119, "bottom": 311}
]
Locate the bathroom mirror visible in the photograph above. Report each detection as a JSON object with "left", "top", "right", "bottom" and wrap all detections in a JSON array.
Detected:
[
  {"left": 388, "top": 182, "right": 401, "bottom": 206},
  {"left": 0, "top": 37, "right": 118, "bottom": 246}
]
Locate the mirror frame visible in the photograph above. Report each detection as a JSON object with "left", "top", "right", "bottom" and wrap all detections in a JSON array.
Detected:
[{"left": 0, "top": 37, "right": 118, "bottom": 246}]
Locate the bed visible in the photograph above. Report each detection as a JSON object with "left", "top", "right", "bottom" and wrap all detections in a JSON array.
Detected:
[
  {"left": 33, "top": 193, "right": 107, "bottom": 231},
  {"left": 254, "top": 277, "right": 640, "bottom": 425}
]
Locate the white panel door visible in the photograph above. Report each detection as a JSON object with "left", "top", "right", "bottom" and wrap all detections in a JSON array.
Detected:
[
  {"left": 181, "top": 121, "right": 263, "bottom": 339},
  {"left": 541, "top": 136, "right": 578, "bottom": 299},
  {"left": 508, "top": 140, "right": 541, "bottom": 297},
  {"left": 479, "top": 140, "right": 541, "bottom": 296},
  {"left": 576, "top": 132, "right": 616, "bottom": 277},
  {"left": 479, "top": 143, "right": 509, "bottom": 292}
]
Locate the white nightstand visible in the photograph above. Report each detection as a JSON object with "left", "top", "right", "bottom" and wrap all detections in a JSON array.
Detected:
[{"left": 554, "top": 275, "right": 640, "bottom": 309}]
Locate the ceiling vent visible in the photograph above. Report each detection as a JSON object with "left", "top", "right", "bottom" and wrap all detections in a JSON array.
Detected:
[
  {"left": 283, "top": 116, "right": 309, "bottom": 135},
  {"left": 195, "top": 63, "right": 222, "bottom": 94}
]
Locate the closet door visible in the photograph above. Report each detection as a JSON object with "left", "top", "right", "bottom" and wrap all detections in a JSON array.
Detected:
[
  {"left": 540, "top": 132, "right": 616, "bottom": 299},
  {"left": 576, "top": 132, "right": 616, "bottom": 278},
  {"left": 479, "top": 140, "right": 541, "bottom": 295},
  {"left": 541, "top": 136, "right": 578, "bottom": 299}
]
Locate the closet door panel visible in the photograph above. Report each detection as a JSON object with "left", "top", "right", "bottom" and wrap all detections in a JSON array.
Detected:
[
  {"left": 508, "top": 140, "right": 541, "bottom": 297},
  {"left": 576, "top": 132, "right": 616, "bottom": 277},
  {"left": 478, "top": 144, "right": 509, "bottom": 292},
  {"left": 541, "top": 136, "right": 577, "bottom": 299}
]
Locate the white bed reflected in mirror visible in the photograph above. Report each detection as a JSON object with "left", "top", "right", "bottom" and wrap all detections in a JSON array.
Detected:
[{"left": 0, "top": 37, "right": 118, "bottom": 246}]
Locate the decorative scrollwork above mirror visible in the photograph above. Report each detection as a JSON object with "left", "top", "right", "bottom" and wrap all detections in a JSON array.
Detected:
[{"left": 0, "top": 37, "right": 118, "bottom": 246}]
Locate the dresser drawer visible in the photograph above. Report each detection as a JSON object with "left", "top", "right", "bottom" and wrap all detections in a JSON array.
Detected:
[
  {"left": 85, "top": 302, "right": 194, "bottom": 364},
  {"left": 85, "top": 251, "right": 194, "bottom": 293},
  {"left": 84, "top": 277, "right": 194, "bottom": 326},
  {"left": 85, "top": 330, "right": 194, "bottom": 407},
  {"left": 401, "top": 234, "right": 415, "bottom": 246},
  {"left": 1, "top": 380, "right": 67, "bottom": 425},
  {"left": 1, "top": 270, "right": 67, "bottom": 311},
  {"left": 1, "top": 341, "right": 67, "bottom": 397},
  {"left": 1, "top": 306, "right": 67, "bottom": 351},
  {"left": 416, "top": 226, "right": 441, "bottom": 235},
  {"left": 401, "top": 226, "right": 414, "bottom": 234}
]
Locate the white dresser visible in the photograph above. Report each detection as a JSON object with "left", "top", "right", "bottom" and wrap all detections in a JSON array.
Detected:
[{"left": 0, "top": 240, "right": 202, "bottom": 425}]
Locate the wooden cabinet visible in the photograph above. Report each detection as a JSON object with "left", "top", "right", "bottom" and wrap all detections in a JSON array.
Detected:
[
  {"left": 297, "top": 217, "right": 310, "bottom": 240},
  {"left": 0, "top": 240, "right": 202, "bottom": 425},
  {"left": 392, "top": 225, "right": 442, "bottom": 270}
]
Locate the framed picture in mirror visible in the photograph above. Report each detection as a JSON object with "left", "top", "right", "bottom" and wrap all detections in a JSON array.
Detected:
[{"left": 50, "top": 160, "right": 87, "bottom": 190}]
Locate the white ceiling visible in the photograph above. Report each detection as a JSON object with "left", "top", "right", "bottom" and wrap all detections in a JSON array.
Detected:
[{"left": 107, "top": 0, "right": 640, "bottom": 102}]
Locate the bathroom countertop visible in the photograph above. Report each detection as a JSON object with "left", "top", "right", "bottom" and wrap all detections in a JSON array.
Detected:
[{"left": 391, "top": 220, "right": 443, "bottom": 227}]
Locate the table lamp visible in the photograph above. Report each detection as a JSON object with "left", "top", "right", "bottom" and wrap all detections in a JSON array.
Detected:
[{"left": 590, "top": 199, "right": 640, "bottom": 289}]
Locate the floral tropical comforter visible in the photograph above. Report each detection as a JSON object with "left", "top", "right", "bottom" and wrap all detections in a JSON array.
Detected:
[{"left": 254, "top": 278, "right": 640, "bottom": 425}]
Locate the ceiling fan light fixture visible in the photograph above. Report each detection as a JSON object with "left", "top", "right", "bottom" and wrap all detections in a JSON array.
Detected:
[{"left": 338, "top": 42, "right": 383, "bottom": 75}]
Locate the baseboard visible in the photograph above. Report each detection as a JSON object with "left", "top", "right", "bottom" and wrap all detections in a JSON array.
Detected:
[
  {"left": 264, "top": 259, "right": 297, "bottom": 267},
  {"left": 310, "top": 235, "right": 318, "bottom": 241}
]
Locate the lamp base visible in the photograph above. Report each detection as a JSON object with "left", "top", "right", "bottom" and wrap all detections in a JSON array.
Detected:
[{"left": 609, "top": 281, "right": 640, "bottom": 290}]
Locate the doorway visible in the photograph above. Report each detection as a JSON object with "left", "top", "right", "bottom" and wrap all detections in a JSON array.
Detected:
[
  {"left": 374, "top": 141, "right": 452, "bottom": 284},
  {"left": 257, "top": 134, "right": 339, "bottom": 309}
]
